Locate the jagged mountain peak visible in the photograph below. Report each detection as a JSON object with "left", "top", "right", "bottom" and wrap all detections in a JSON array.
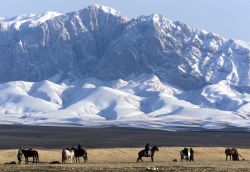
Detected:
[{"left": 86, "top": 4, "right": 123, "bottom": 17}]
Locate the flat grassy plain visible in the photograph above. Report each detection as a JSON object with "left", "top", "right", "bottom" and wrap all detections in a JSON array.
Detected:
[
  {"left": 1, "top": 147, "right": 250, "bottom": 171},
  {"left": 1, "top": 125, "right": 250, "bottom": 171}
]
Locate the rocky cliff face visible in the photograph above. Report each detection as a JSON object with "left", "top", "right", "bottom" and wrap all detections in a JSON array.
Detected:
[
  {"left": 0, "top": 5, "right": 128, "bottom": 82},
  {"left": 0, "top": 4, "right": 249, "bottom": 90}
]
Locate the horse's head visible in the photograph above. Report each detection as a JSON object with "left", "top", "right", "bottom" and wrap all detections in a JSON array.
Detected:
[
  {"left": 152, "top": 146, "right": 159, "bottom": 152},
  {"left": 18, "top": 148, "right": 23, "bottom": 155},
  {"left": 20, "top": 148, "right": 25, "bottom": 153}
]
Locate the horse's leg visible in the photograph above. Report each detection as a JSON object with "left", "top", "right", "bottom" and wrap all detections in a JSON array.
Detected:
[
  {"left": 137, "top": 156, "right": 143, "bottom": 163},
  {"left": 137, "top": 155, "right": 141, "bottom": 163},
  {"left": 151, "top": 155, "right": 154, "bottom": 162}
]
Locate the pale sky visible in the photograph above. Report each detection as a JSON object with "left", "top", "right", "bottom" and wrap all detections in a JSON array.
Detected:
[{"left": 0, "top": 0, "right": 249, "bottom": 42}]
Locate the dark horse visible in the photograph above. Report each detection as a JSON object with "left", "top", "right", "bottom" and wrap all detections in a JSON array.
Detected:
[
  {"left": 136, "top": 146, "right": 159, "bottom": 162},
  {"left": 21, "top": 149, "right": 39, "bottom": 163},
  {"left": 72, "top": 147, "right": 88, "bottom": 163},
  {"left": 225, "top": 148, "right": 240, "bottom": 161}
]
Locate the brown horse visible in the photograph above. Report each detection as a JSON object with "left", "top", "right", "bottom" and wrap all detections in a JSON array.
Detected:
[
  {"left": 225, "top": 148, "right": 240, "bottom": 161},
  {"left": 21, "top": 149, "right": 39, "bottom": 163},
  {"left": 136, "top": 146, "right": 159, "bottom": 162},
  {"left": 72, "top": 147, "right": 88, "bottom": 163}
]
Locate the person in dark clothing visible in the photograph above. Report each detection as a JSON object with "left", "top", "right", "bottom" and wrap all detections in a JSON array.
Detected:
[
  {"left": 190, "top": 148, "right": 194, "bottom": 161},
  {"left": 17, "top": 148, "right": 22, "bottom": 164},
  {"left": 78, "top": 143, "right": 83, "bottom": 150},
  {"left": 232, "top": 152, "right": 239, "bottom": 161},
  {"left": 183, "top": 147, "right": 188, "bottom": 156},
  {"left": 145, "top": 143, "right": 150, "bottom": 157}
]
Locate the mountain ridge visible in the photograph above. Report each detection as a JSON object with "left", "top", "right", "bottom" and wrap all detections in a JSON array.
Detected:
[{"left": 0, "top": 4, "right": 250, "bottom": 130}]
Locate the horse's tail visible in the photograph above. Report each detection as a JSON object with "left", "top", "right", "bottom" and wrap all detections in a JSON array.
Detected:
[{"left": 62, "top": 149, "right": 66, "bottom": 163}]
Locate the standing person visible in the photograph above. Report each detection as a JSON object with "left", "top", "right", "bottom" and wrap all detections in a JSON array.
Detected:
[
  {"left": 145, "top": 143, "right": 150, "bottom": 157},
  {"left": 17, "top": 148, "right": 22, "bottom": 164},
  {"left": 190, "top": 148, "right": 194, "bottom": 161},
  {"left": 78, "top": 143, "right": 83, "bottom": 150}
]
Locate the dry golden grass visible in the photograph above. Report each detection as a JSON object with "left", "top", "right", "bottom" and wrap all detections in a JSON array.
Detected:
[
  {"left": 1, "top": 147, "right": 250, "bottom": 171},
  {"left": 2, "top": 147, "right": 250, "bottom": 163}
]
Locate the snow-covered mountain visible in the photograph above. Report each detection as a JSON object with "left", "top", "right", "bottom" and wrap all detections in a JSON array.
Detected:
[{"left": 0, "top": 4, "right": 250, "bottom": 130}]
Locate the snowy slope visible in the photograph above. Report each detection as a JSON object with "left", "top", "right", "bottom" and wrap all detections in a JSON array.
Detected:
[
  {"left": 0, "top": 4, "right": 250, "bottom": 130},
  {"left": 1, "top": 11, "right": 62, "bottom": 30},
  {"left": 0, "top": 74, "right": 249, "bottom": 130}
]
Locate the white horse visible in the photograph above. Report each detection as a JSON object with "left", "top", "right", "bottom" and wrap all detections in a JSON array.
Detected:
[
  {"left": 180, "top": 148, "right": 190, "bottom": 161},
  {"left": 62, "top": 149, "right": 75, "bottom": 163}
]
